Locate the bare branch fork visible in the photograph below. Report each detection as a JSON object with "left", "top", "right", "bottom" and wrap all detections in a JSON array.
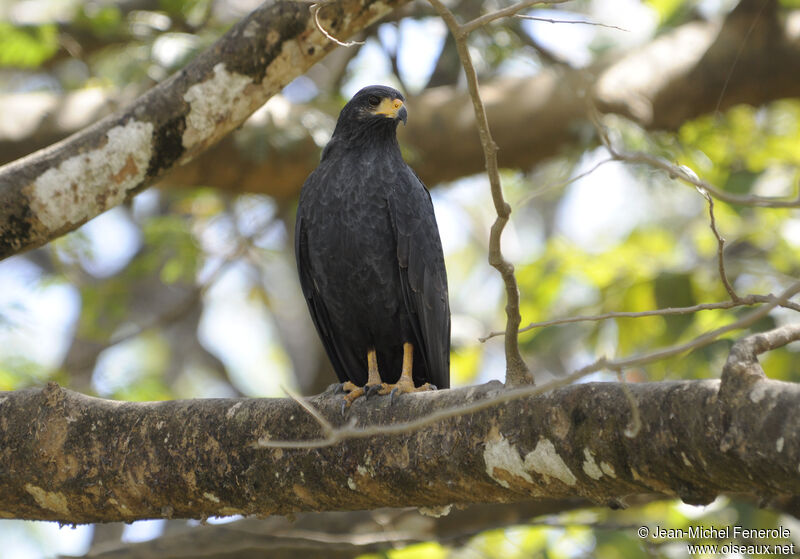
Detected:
[
  {"left": 425, "top": 0, "right": 578, "bottom": 386},
  {"left": 434, "top": 2, "right": 797, "bottom": 386},
  {"left": 481, "top": 138, "right": 799, "bottom": 342},
  {"left": 482, "top": 98, "right": 799, "bottom": 344}
]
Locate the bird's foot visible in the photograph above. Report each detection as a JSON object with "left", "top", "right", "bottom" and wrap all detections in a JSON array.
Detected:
[
  {"left": 340, "top": 381, "right": 390, "bottom": 415},
  {"left": 386, "top": 378, "right": 436, "bottom": 404},
  {"left": 341, "top": 381, "right": 363, "bottom": 403},
  {"left": 364, "top": 382, "right": 391, "bottom": 399}
]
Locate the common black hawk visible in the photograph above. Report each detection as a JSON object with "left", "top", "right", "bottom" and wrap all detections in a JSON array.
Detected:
[{"left": 295, "top": 85, "right": 450, "bottom": 406}]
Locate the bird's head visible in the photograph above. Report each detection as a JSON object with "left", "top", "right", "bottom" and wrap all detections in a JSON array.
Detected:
[{"left": 336, "top": 85, "right": 408, "bottom": 132}]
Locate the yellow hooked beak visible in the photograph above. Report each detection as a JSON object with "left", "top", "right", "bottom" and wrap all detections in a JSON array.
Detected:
[{"left": 374, "top": 97, "right": 408, "bottom": 124}]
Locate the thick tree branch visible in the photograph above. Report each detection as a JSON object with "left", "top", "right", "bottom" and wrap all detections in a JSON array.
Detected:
[
  {"left": 2, "top": 348, "right": 799, "bottom": 524},
  {"left": 0, "top": 0, "right": 411, "bottom": 261},
  {"left": 719, "top": 323, "right": 800, "bottom": 404}
]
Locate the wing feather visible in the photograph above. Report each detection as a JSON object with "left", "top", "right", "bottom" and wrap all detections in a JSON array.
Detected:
[
  {"left": 295, "top": 213, "right": 352, "bottom": 384},
  {"left": 390, "top": 169, "right": 451, "bottom": 389}
]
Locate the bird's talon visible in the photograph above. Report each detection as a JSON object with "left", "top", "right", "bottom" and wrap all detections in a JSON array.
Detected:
[
  {"left": 341, "top": 384, "right": 365, "bottom": 410},
  {"left": 331, "top": 383, "right": 345, "bottom": 395},
  {"left": 364, "top": 384, "right": 382, "bottom": 399}
]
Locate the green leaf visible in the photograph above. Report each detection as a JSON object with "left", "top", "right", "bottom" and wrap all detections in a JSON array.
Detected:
[{"left": 0, "top": 23, "right": 59, "bottom": 68}]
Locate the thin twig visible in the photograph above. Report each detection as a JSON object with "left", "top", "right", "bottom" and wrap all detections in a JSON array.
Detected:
[
  {"left": 460, "top": 0, "right": 571, "bottom": 35},
  {"left": 699, "top": 187, "right": 740, "bottom": 302},
  {"left": 589, "top": 104, "right": 800, "bottom": 208},
  {"left": 281, "top": 385, "right": 335, "bottom": 438},
  {"left": 516, "top": 157, "right": 614, "bottom": 208},
  {"left": 258, "top": 280, "right": 800, "bottom": 449},
  {"left": 514, "top": 15, "right": 629, "bottom": 32},
  {"left": 480, "top": 293, "right": 800, "bottom": 342},
  {"left": 611, "top": 281, "right": 800, "bottom": 369},
  {"left": 427, "top": 0, "right": 531, "bottom": 385},
  {"left": 311, "top": 3, "right": 365, "bottom": 47}
]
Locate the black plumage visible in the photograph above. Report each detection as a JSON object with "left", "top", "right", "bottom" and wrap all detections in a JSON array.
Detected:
[{"left": 295, "top": 85, "right": 450, "bottom": 399}]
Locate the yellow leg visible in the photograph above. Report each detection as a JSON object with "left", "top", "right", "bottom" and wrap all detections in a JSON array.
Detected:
[
  {"left": 341, "top": 344, "right": 433, "bottom": 411},
  {"left": 367, "top": 349, "right": 382, "bottom": 386},
  {"left": 384, "top": 343, "right": 435, "bottom": 395},
  {"left": 342, "top": 348, "right": 389, "bottom": 407}
]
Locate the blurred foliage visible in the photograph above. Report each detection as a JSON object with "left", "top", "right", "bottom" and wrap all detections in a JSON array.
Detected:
[
  {"left": 358, "top": 498, "right": 795, "bottom": 558},
  {"left": 677, "top": 101, "right": 800, "bottom": 190},
  {"left": 75, "top": 4, "right": 124, "bottom": 38},
  {"left": 0, "top": 22, "right": 59, "bottom": 67},
  {"left": 142, "top": 214, "right": 201, "bottom": 285},
  {"left": 1, "top": 0, "right": 799, "bottom": 557},
  {"left": 507, "top": 99, "right": 800, "bottom": 384}
]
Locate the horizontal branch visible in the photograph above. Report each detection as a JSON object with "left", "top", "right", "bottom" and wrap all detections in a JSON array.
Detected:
[
  {"left": 0, "top": 0, "right": 410, "bottom": 260},
  {"left": 2, "top": 359, "right": 799, "bottom": 523}
]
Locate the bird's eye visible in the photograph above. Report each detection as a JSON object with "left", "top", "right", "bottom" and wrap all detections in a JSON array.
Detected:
[{"left": 367, "top": 95, "right": 380, "bottom": 106}]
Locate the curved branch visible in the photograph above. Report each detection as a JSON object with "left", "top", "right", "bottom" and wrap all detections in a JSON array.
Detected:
[
  {"left": 0, "top": 0, "right": 410, "bottom": 260},
  {"left": 428, "top": 0, "right": 531, "bottom": 386}
]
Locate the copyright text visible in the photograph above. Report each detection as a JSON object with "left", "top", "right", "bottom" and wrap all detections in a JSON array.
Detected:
[{"left": 636, "top": 525, "right": 795, "bottom": 555}]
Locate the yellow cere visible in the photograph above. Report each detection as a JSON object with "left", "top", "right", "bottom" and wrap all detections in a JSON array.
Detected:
[{"left": 375, "top": 97, "right": 404, "bottom": 118}]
